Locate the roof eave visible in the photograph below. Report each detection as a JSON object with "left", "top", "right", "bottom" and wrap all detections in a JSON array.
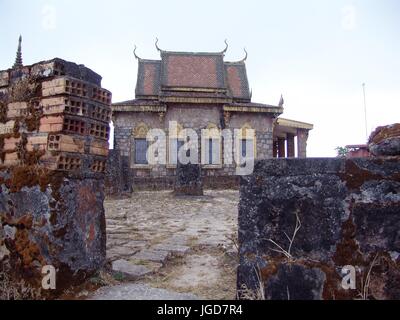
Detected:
[
  {"left": 276, "top": 118, "right": 314, "bottom": 130},
  {"left": 224, "top": 103, "right": 284, "bottom": 115}
]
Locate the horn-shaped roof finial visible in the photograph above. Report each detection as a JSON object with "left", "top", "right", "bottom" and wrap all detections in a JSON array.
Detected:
[
  {"left": 239, "top": 48, "right": 248, "bottom": 63},
  {"left": 221, "top": 39, "right": 228, "bottom": 54},
  {"left": 13, "top": 35, "right": 23, "bottom": 68},
  {"left": 155, "top": 37, "right": 163, "bottom": 53},
  {"left": 133, "top": 45, "right": 141, "bottom": 60}
]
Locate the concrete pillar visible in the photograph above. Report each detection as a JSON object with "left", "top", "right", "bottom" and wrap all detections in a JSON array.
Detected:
[
  {"left": 278, "top": 137, "right": 286, "bottom": 158},
  {"left": 297, "top": 129, "right": 309, "bottom": 158},
  {"left": 273, "top": 140, "right": 278, "bottom": 158},
  {"left": 287, "top": 134, "right": 295, "bottom": 158}
]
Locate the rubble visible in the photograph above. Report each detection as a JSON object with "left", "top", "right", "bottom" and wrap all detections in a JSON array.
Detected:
[{"left": 368, "top": 123, "right": 400, "bottom": 156}]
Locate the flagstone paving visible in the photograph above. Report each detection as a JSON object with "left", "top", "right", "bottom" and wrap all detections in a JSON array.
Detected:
[
  {"left": 89, "top": 189, "right": 238, "bottom": 300},
  {"left": 90, "top": 283, "right": 199, "bottom": 300}
]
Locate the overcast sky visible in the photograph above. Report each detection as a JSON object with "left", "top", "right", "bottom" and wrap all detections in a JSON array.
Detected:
[{"left": 1, "top": 0, "right": 399, "bottom": 156}]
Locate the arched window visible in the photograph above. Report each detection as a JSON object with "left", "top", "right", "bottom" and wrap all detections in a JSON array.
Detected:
[
  {"left": 236, "top": 123, "right": 257, "bottom": 163},
  {"left": 132, "top": 122, "right": 150, "bottom": 166}
]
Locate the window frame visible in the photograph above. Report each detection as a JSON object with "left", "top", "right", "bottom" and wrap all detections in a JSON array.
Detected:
[
  {"left": 131, "top": 122, "right": 152, "bottom": 169},
  {"left": 134, "top": 138, "right": 149, "bottom": 165},
  {"left": 235, "top": 125, "right": 257, "bottom": 166},
  {"left": 201, "top": 124, "right": 222, "bottom": 169}
]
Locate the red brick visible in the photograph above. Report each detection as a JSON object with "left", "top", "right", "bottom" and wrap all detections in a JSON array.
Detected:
[
  {"left": 39, "top": 123, "right": 64, "bottom": 133},
  {"left": 4, "top": 152, "right": 20, "bottom": 166},
  {"left": 26, "top": 135, "right": 48, "bottom": 152},
  {"left": 3, "top": 137, "right": 21, "bottom": 151},
  {"left": 47, "top": 134, "right": 85, "bottom": 153},
  {"left": 7, "top": 102, "right": 28, "bottom": 118},
  {"left": 40, "top": 115, "right": 64, "bottom": 125}
]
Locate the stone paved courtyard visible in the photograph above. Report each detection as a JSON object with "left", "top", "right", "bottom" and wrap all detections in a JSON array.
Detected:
[{"left": 90, "top": 190, "right": 239, "bottom": 300}]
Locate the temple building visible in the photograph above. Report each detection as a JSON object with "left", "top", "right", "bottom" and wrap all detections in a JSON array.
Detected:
[{"left": 112, "top": 40, "right": 313, "bottom": 189}]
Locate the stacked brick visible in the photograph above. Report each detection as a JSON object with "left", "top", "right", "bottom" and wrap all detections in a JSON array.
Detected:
[{"left": 0, "top": 58, "right": 111, "bottom": 174}]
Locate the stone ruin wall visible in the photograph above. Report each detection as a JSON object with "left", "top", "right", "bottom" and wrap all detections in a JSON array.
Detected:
[
  {"left": 237, "top": 156, "right": 400, "bottom": 300},
  {"left": 0, "top": 58, "right": 111, "bottom": 294}
]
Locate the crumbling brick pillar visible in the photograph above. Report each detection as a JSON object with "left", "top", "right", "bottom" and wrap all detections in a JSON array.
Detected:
[
  {"left": 286, "top": 133, "right": 295, "bottom": 157},
  {"left": 0, "top": 58, "right": 111, "bottom": 294},
  {"left": 297, "top": 128, "right": 309, "bottom": 158}
]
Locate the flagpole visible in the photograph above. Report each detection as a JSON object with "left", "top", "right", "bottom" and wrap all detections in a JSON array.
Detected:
[{"left": 362, "top": 83, "right": 368, "bottom": 140}]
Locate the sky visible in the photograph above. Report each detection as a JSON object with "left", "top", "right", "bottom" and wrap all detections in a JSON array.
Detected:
[{"left": 0, "top": 0, "right": 399, "bottom": 156}]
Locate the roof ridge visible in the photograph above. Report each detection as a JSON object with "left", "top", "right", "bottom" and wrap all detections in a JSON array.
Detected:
[
  {"left": 161, "top": 51, "right": 224, "bottom": 56},
  {"left": 139, "top": 59, "right": 161, "bottom": 63},
  {"left": 224, "top": 61, "right": 246, "bottom": 65}
]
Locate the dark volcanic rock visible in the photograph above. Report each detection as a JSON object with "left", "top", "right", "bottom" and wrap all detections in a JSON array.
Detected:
[
  {"left": 174, "top": 163, "right": 203, "bottom": 196},
  {"left": 238, "top": 158, "right": 400, "bottom": 300},
  {"left": 0, "top": 169, "right": 106, "bottom": 293},
  {"left": 265, "top": 264, "right": 326, "bottom": 300}
]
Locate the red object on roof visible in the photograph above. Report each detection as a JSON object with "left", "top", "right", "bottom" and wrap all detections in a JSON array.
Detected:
[{"left": 345, "top": 144, "right": 370, "bottom": 158}]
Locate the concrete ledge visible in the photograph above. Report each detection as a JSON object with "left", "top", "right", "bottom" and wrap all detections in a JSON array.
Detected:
[{"left": 244, "top": 157, "right": 399, "bottom": 177}]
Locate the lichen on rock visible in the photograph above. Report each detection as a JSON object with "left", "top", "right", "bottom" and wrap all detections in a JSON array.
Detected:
[{"left": 238, "top": 158, "right": 400, "bottom": 300}]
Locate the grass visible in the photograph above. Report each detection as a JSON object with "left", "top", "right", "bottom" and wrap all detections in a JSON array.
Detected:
[
  {"left": 237, "top": 266, "right": 265, "bottom": 300},
  {"left": 112, "top": 272, "right": 126, "bottom": 282},
  {"left": 89, "top": 270, "right": 119, "bottom": 287},
  {"left": 239, "top": 211, "right": 302, "bottom": 300},
  {"left": 226, "top": 232, "right": 239, "bottom": 254},
  {"left": 267, "top": 211, "right": 301, "bottom": 261},
  {"left": 357, "top": 253, "right": 380, "bottom": 300},
  {"left": 148, "top": 234, "right": 170, "bottom": 247},
  {"left": 0, "top": 266, "right": 42, "bottom": 300},
  {"left": 186, "top": 235, "right": 199, "bottom": 247}
]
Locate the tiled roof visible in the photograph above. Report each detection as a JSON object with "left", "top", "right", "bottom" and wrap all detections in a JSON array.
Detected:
[
  {"left": 224, "top": 62, "right": 250, "bottom": 100},
  {"left": 135, "top": 60, "right": 161, "bottom": 97},
  {"left": 160, "top": 90, "right": 230, "bottom": 99},
  {"left": 161, "top": 52, "right": 225, "bottom": 89},
  {"left": 134, "top": 49, "right": 251, "bottom": 101}
]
